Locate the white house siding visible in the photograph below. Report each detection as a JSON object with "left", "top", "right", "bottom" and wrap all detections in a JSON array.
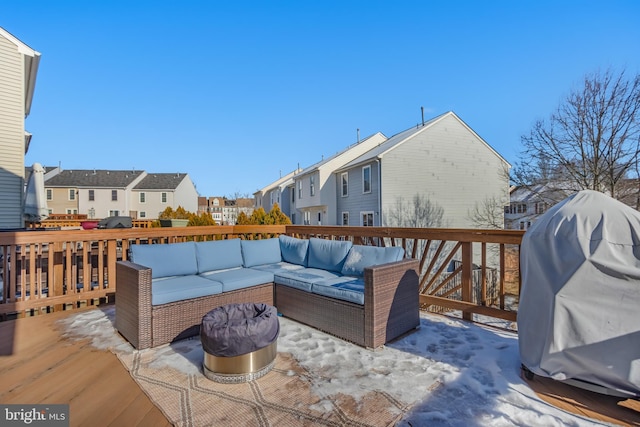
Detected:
[
  {"left": 380, "top": 114, "right": 509, "bottom": 229},
  {"left": 0, "top": 35, "right": 26, "bottom": 228},
  {"left": 335, "top": 161, "right": 381, "bottom": 225},
  {"left": 173, "top": 176, "right": 198, "bottom": 213}
]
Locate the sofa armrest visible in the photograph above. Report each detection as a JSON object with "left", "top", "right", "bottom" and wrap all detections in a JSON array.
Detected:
[
  {"left": 115, "top": 260, "right": 153, "bottom": 349},
  {"left": 364, "top": 258, "right": 420, "bottom": 348}
]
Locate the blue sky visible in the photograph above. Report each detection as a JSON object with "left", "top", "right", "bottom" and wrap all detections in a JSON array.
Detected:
[{"left": 5, "top": 1, "right": 640, "bottom": 197}]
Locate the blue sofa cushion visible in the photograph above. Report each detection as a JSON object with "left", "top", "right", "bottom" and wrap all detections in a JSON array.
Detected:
[
  {"left": 341, "top": 245, "right": 405, "bottom": 277},
  {"left": 279, "top": 235, "right": 309, "bottom": 266},
  {"left": 130, "top": 242, "right": 197, "bottom": 279},
  {"left": 195, "top": 239, "right": 244, "bottom": 273},
  {"left": 200, "top": 267, "right": 274, "bottom": 292},
  {"left": 152, "top": 275, "right": 223, "bottom": 305},
  {"left": 307, "top": 238, "right": 353, "bottom": 273},
  {"left": 241, "top": 238, "right": 282, "bottom": 267},
  {"left": 249, "top": 262, "right": 305, "bottom": 275},
  {"left": 311, "top": 277, "right": 365, "bottom": 305},
  {"left": 274, "top": 268, "right": 343, "bottom": 292}
]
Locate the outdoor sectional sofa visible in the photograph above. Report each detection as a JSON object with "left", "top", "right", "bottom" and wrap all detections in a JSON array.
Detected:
[{"left": 115, "top": 235, "right": 420, "bottom": 350}]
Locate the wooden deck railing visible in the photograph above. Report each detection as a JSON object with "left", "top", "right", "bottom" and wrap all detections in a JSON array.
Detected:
[{"left": 0, "top": 225, "right": 524, "bottom": 324}]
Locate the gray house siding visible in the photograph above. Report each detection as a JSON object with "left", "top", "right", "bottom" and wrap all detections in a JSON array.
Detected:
[
  {"left": 0, "top": 35, "right": 26, "bottom": 228},
  {"left": 380, "top": 114, "right": 508, "bottom": 228},
  {"left": 335, "top": 161, "right": 380, "bottom": 226}
]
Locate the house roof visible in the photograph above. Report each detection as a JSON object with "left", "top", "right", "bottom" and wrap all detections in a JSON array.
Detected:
[
  {"left": 134, "top": 173, "right": 187, "bottom": 190},
  {"left": 0, "top": 27, "right": 41, "bottom": 117},
  {"left": 255, "top": 168, "right": 302, "bottom": 196},
  {"left": 45, "top": 169, "right": 145, "bottom": 188},
  {"left": 337, "top": 111, "right": 511, "bottom": 171},
  {"left": 296, "top": 132, "right": 387, "bottom": 178}
]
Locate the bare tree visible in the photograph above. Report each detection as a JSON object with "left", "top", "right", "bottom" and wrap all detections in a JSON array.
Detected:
[
  {"left": 383, "top": 193, "right": 446, "bottom": 228},
  {"left": 514, "top": 68, "right": 640, "bottom": 203},
  {"left": 468, "top": 195, "right": 506, "bottom": 229}
]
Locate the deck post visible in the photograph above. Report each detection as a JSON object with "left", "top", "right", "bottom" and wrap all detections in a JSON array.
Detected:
[{"left": 461, "top": 242, "right": 473, "bottom": 321}]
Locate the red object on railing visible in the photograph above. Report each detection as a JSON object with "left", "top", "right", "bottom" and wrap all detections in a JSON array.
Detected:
[{"left": 80, "top": 220, "right": 99, "bottom": 230}]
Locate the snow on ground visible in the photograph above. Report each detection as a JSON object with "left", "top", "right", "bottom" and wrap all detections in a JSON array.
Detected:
[{"left": 59, "top": 307, "right": 610, "bottom": 426}]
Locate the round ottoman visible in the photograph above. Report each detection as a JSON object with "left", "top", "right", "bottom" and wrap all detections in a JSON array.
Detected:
[{"left": 200, "top": 303, "right": 279, "bottom": 383}]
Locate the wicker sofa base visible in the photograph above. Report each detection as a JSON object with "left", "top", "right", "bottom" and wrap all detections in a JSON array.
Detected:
[
  {"left": 115, "top": 260, "right": 274, "bottom": 350},
  {"left": 116, "top": 258, "right": 419, "bottom": 350},
  {"left": 275, "top": 258, "right": 420, "bottom": 348}
]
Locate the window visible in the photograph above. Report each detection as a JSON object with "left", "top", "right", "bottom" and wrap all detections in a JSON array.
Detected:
[
  {"left": 139, "top": 192, "right": 146, "bottom": 203},
  {"left": 361, "top": 211, "right": 374, "bottom": 226},
  {"left": 88, "top": 190, "right": 94, "bottom": 201},
  {"left": 298, "top": 181, "right": 303, "bottom": 199},
  {"left": 109, "top": 210, "right": 120, "bottom": 216},
  {"left": 317, "top": 212, "right": 321, "bottom": 224},
  {"left": 46, "top": 189, "right": 52, "bottom": 200},
  {"left": 342, "top": 212, "right": 349, "bottom": 225},
  {"left": 291, "top": 188, "right": 295, "bottom": 203},
  {"left": 362, "top": 166, "right": 371, "bottom": 194},
  {"left": 341, "top": 172, "right": 348, "bottom": 197},
  {"left": 161, "top": 192, "right": 167, "bottom": 203},
  {"left": 140, "top": 211, "right": 146, "bottom": 218},
  {"left": 69, "top": 189, "right": 75, "bottom": 201},
  {"left": 535, "top": 202, "right": 546, "bottom": 215},
  {"left": 304, "top": 211, "right": 310, "bottom": 225},
  {"left": 291, "top": 213, "right": 296, "bottom": 224},
  {"left": 310, "top": 175, "right": 315, "bottom": 197},
  {"left": 111, "top": 190, "right": 118, "bottom": 201}
]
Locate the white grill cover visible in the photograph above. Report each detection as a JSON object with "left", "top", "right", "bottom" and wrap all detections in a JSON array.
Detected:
[{"left": 518, "top": 190, "right": 640, "bottom": 397}]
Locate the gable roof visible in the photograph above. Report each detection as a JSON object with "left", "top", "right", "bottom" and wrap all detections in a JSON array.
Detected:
[
  {"left": 0, "top": 26, "right": 41, "bottom": 117},
  {"left": 45, "top": 169, "right": 145, "bottom": 188},
  {"left": 296, "top": 132, "right": 387, "bottom": 178},
  {"left": 255, "top": 168, "right": 302, "bottom": 196},
  {"left": 134, "top": 173, "right": 188, "bottom": 190},
  {"left": 337, "top": 111, "right": 510, "bottom": 171}
]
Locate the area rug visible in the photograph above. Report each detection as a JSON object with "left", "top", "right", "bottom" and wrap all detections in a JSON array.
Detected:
[
  {"left": 57, "top": 307, "right": 430, "bottom": 426},
  {"left": 57, "top": 306, "right": 608, "bottom": 426}
]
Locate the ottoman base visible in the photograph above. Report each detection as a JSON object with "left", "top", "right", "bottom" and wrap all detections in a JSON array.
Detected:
[{"left": 203, "top": 340, "right": 277, "bottom": 384}]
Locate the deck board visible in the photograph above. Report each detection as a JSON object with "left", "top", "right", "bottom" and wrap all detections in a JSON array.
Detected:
[
  {"left": 0, "top": 306, "right": 170, "bottom": 427},
  {"left": 0, "top": 305, "right": 638, "bottom": 426},
  {"left": 523, "top": 371, "right": 640, "bottom": 426}
]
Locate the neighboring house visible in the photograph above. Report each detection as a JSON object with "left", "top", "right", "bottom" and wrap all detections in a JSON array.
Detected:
[
  {"left": 44, "top": 169, "right": 198, "bottom": 219},
  {"left": 335, "top": 111, "right": 510, "bottom": 228},
  {"left": 45, "top": 169, "right": 146, "bottom": 218},
  {"left": 254, "top": 168, "right": 301, "bottom": 220},
  {"left": 292, "top": 132, "right": 387, "bottom": 225},
  {"left": 131, "top": 173, "right": 198, "bottom": 219},
  {"left": 224, "top": 198, "right": 253, "bottom": 225},
  {"left": 0, "top": 27, "right": 40, "bottom": 229},
  {"left": 504, "top": 185, "right": 553, "bottom": 230},
  {"left": 198, "top": 196, "right": 225, "bottom": 224}
]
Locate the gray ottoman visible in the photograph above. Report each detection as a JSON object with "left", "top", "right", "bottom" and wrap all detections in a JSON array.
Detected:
[{"left": 200, "top": 303, "right": 279, "bottom": 383}]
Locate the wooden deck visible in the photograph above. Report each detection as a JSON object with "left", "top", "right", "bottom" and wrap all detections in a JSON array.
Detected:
[
  {"left": 0, "top": 305, "right": 638, "bottom": 427},
  {"left": 0, "top": 305, "right": 170, "bottom": 427}
]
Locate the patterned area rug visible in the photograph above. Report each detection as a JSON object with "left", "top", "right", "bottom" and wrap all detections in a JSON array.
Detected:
[
  {"left": 120, "top": 349, "right": 408, "bottom": 426},
  {"left": 58, "top": 307, "right": 426, "bottom": 427}
]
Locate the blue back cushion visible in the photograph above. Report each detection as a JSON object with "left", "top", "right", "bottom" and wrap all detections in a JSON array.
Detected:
[
  {"left": 130, "top": 242, "right": 197, "bottom": 278},
  {"left": 307, "top": 237, "right": 353, "bottom": 273},
  {"left": 241, "top": 238, "right": 282, "bottom": 267},
  {"left": 341, "top": 245, "right": 405, "bottom": 277},
  {"left": 195, "top": 239, "right": 244, "bottom": 273},
  {"left": 279, "top": 235, "right": 309, "bottom": 266}
]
